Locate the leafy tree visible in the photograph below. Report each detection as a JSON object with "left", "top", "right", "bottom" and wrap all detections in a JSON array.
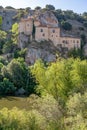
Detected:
[
  {"left": 5, "top": 6, "right": 15, "bottom": 9},
  {"left": 0, "top": 6, "right": 3, "bottom": 9},
  {"left": 25, "top": 7, "right": 31, "bottom": 12},
  {"left": 1, "top": 58, "right": 36, "bottom": 94},
  {"left": 0, "top": 78, "right": 16, "bottom": 95},
  {"left": 82, "top": 12, "right": 87, "bottom": 20},
  {"left": 0, "top": 30, "right": 7, "bottom": 40},
  {"left": 2, "top": 40, "right": 17, "bottom": 54},
  {"left": 12, "top": 23, "right": 18, "bottom": 43},
  {"left": 0, "top": 16, "right": 2, "bottom": 27},
  {"left": 61, "top": 21, "right": 72, "bottom": 30},
  {"left": 35, "top": 6, "right": 41, "bottom": 10},
  {"left": 83, "top": 21, "right": 87, "bottom": 28},
  {"left": 45, "top": 4, "right": 55, "bottom": 10},
  {"left": 68, "top": 48, "right": 84, "bottom": 59},
  {"left": 31, "top": 59, "right": 74, "bottom": 102},
  {"left": 65, "top": 92, "right": 87, "bottom": 130},
  {"left": 80, "top": 33, "right": 86, "bottom": 48}
]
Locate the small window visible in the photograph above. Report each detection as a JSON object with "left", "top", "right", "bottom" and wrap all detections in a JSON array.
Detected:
[
  {"left": 52, "top": 30, "right": 55, "bottom": 33},
  {"left": 41, "top": 29, "right": 43, "bottom": 32},
  {"left": 27, "top": 24, "right": 29, "bottom": 26},
  {"left": 62, "top": 40, "right": 65, "bottom": 43},
  {"left": 77, "top": 40, "right": 79, "bottom": 43},
  {"left": 42, "top": 33, "right": 45, "bottom": 36}
]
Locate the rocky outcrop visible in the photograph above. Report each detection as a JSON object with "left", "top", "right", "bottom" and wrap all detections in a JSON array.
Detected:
[
  {"left": 26, "top": 48, "right": 56, "bottom": 64},
  {"left": 25, "top": 41, "right": 57, "bottom": 64},
  {"left": 0, "top": 9, "right": 18, "bottom": 31},
  {"left": 35, "top": 11, "right": 58, "bottom": 27}
]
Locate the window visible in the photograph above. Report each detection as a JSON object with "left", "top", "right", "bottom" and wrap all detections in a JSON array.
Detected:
[
  {"left": 42, "top": 33, "right": 45, "bottom": 36},
  {"left": 41, "top": 29, "right": 43, "bottom": 32},
  {"left": 52, "top": 30, "right": 55, "bottom": 33},
  {"left": 77, "top": 40, "right": 79, "bottom": 43},
  {"left": 27, "top": 24, "right": 29, "bottom": 26},
  {"left": 62, "top": 40, "right": 65, "bottom": 43}
]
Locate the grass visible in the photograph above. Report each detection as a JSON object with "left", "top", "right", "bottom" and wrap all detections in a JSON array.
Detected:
[{"left": 0, "top": 96, "right": 33, "bottom": 110}]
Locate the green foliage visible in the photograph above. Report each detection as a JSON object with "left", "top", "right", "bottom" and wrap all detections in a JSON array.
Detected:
[
  {"left": 0, "top": 78, "right": 16, "bottom": 95},
  {"left": 68, "top": 48, "right": 84, "bottom": 59},
  {"left": 14, "top": 48, "right": 27, "bottom": 59},
  {"left": 12, "top": 23, "right": 18, "bottom": 43},
  {"left": 0, "top": 30, "right": 7, "bottom": 40},
  {"left": 0, "top": 108, "right": 46, "bottom": 130},
  {"left": 35, "top": 6, "right": 41, "bottom": 10},
  {"left": 1, "top": 58, "right": 36, "bottom": 94},
  {"left": 61, "top": 21, "right": 72, "bottom": 30},
  {"left": 0, "top": 16, "right": 2, "bottom": 25},
  {"left": 65, "top": 92, "right": 87, "bottom": 130},
  {"left": 31, "top": 58, "right": 87, "bottom": 102},
  {"left": 45, "top": 4, "right": 55, "bottom": 10},
  {"left": 5, "top": 6, "right": 15, "bottom": 9},
  {"left": 83, "top": 21, "right": 87, "bottom": 28},
  {"left": 0, "top": 56, "right": 8, "bottom": 65},
  {"left": 80, "top": 33, "right": 86, "bottom": 47},
  {"left": 2, "top": 40, "right": 17, "bottom": 54}
]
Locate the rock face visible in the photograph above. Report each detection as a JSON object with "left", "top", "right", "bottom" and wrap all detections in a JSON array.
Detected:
[
  {"left": 26, "top": 48, "right": 56, "bottom": 64},
  {"left": 18, "top": 33, "right": 32, "bottom": 49},
  {"left": 35, "top": 11, "right": 58, "bottom": 27},
  {"left": 0, "top": 9, "right": 17, "bottom": 31},
  {"left": 25, "top": 41, "right": 57, "bottom": 64}
]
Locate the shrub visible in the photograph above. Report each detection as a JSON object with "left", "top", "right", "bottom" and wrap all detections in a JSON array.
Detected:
[
  {"left": 0, "top": 78, "right": 16, "bottom": 95},
  {"left": 61, "top": 21, "right": 72, "bottom": 30},
  {"left": 83, "top": 21, "right": 87, "bottom": 28}
]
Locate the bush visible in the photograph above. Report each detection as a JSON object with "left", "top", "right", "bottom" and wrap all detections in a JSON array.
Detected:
[
  {"left": 0, "top": 78, "right": 16, "bottom": 95},
  {"left": 61, "top": 21, "right": 72, "bottom": 30},
  {"left": 83, "top": 21, "right": 87, "bottom": 28},
  {"left": 0, "top": 108, "right": 46, "bottom": 130},
  {"left": 5, "top": 6, "right": 15, "bottom": 9}
]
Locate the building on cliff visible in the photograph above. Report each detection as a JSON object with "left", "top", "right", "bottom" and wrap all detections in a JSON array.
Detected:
[{"left": 18, "top": 11, "right": 81, "bottom": 50}]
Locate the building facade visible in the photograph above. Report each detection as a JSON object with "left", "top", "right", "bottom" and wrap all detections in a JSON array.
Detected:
[{"left": 19, "top": 12, "right": 81, "bottom": 50}]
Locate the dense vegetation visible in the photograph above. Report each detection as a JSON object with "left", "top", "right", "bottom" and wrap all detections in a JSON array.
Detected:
[
  {"left": 0, "top": 4, "right": 87, "bottom": 130},
  {"left": 0, "top": 58, "right": 87, "bottom": 129}
]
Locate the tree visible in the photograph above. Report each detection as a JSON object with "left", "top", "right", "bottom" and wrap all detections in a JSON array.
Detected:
[
  {"left": 35, "top": 6, "right": 41, "bottom": 10},
  {"left": 61, "top": 21, "right": 72, "bottom": 30},
  {"left": 5, "top": 6, "right": 15, "bottom": 9},
  {"left": 2, "top": 39, "right": 16, "bottom": 54},
  {"left": 12, "top": 23, "right": 18, "bottom": 43},
  {"left": 65, "top": 92, "right": 87, "bottom": 130},
  {"left": 25, "top": 7, "right": 31, "bottom": 12},
  {"left": 1, "top": 58, "right": 36, "bottom": 94},
  {"left": 0, "top": 16, "right": 2, "bottom": 27},
  {"left": 83, "top": 21, "right": 87, "bottom": 27},
  {"left": 0, "top": 78, "right": 16, "bottom": 95},
  {"left": 45, "top": 4, "right": 55, "bottom": 10}
]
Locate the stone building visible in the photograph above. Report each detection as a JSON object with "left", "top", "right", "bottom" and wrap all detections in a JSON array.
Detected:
[
  {"left": 18, "top": 16, "right": 33, "bottom": 48},
  {"left": 18, "top": 11, "right": 81, "bottom": 50}
]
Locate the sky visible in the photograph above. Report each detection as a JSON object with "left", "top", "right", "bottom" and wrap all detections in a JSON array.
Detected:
[{"left": 0, "top": 0, "right": 87, "bottom": 14}]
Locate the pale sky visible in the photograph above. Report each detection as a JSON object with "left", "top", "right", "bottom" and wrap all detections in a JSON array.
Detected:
[{"left": 0, "top": 0, "right": 87, "bottom": 14}]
